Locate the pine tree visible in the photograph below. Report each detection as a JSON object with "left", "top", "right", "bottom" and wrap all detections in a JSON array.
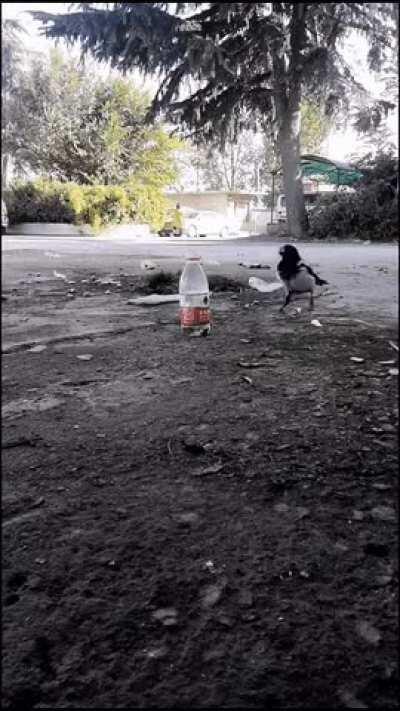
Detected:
[{"left": 32, "top": 3, "right": 396, "bottom": 237}]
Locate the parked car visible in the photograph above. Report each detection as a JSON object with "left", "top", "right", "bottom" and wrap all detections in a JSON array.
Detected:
[
  {"left": 276, "top": 187, "right": 355, "bottom": 222},
  {"left": 2, "top": 199, "right": 8, "bottom": 233},
  {"left": 183, "top": 209, "right": 241, "bottom": 238},
  {"left": 276, "top": 192, "right": 321, "bottom": 222}
]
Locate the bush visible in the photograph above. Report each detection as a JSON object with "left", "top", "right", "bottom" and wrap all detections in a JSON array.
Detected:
[
  {"left": 4, "top": 178, "right": 168, "bottom": 232},
  {"left": 308, "top": 181, "right": 398, "bottom": 242},
  {"left": 5, "top": 180, "right": 75, "bottom": 225}
]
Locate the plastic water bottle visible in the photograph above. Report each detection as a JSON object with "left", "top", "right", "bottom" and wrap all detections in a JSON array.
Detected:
[{"left": 179, "top": 258, "right": 211, "bottom": 336}]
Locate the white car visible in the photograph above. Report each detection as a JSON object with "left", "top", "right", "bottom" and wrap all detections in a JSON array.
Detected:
[{"left": 182, "top": 209, "right": 240, "bottom": 238}]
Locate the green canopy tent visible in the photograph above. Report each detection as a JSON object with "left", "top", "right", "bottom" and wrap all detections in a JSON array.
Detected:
[{"left": 299, "top": 154, "right": 364, "bottom": 187}]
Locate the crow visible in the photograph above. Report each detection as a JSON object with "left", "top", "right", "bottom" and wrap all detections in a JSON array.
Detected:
[{"left": 277, "top": 244, "right": 328, "bottom": 312}]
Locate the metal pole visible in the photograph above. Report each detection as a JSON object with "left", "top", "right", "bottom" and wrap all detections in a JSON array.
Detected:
[{"left": 270, "top": 171, "right": 275, "bottom": 224}]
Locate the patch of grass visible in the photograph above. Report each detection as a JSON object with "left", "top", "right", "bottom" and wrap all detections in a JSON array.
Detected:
[{"left": 144, "top": 271, "right": 179, "bottom": 294}]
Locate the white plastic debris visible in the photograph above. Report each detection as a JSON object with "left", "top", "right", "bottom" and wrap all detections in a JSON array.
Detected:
[
  {"left": 140, "top": 259, "right": 158, "bottom": 271},
  {"left": 249, "top": 277, "right": 282, "bottom": 293},
  {"left": 388, "top": 340, "right": 399, "bottom": 352},
  {"left": 311, "top": 319, "right": 322, "bottom": 328},
  {"left": 388, "top": 368, "right": 398, "bottom": 376},
  {"left": 127, "top": 294, "right": 179, "bottom": 306},
  {"left": 53, "top": 270, "right": 67, "bottom": 280},
  {"left": 350, "top": 357, "right": 364, "bottom": 363},
  {"left": 28, "top": 345, "right": 47, "bottom": 353},
  {"left": 77, "top": 354, "right": 93, "bottom": 361}
]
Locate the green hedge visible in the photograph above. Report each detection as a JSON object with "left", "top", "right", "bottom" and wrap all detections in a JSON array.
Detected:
[
  {"left": 308, "top": 180, "right": 398, "bottom": 241},
  {"left": 4, "top": 178, "right": 168, "bottom": 232}
]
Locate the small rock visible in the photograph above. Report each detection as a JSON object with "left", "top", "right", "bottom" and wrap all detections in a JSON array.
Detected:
[
  {"left": 218, "top": 615, "right": 234, "bottom": 627},
  {"left": 352, "top": 510, "right": 364, "bottom": 521},
  {"left": 200, "top": 583, "right": 224, "bottom": 608},
  {"left": 356, "top": 620, "right": 381, "bottom": 645},
  {"left": 338, "top": 689, "right": 368, "bottom": 709},
  {"left": 350, "top": 357, "right": 364, "bottom": 363},
  {"left": 203, "top": 648, "right": 225, "bottom": 662},
  {"left": 238, "top": 589, "right": 253, "bottom": 607},
  {"left": 274, "top": 503, "right": 290, "bottom": 514},
  {"left": 77, "top": 354, "right": 93, "bottom": 361},
  {"left": 374, "top": 574, "right": 393, "bottom": 587},
  {"left": 371, "top": 506, "right": 396, "bottom": 522},
  {"left": 176, "top": 512, "right": 199, "bottom": 525},
  {"left": 295, "top": 506, "right": 310, "bottom": 520},
  {"left": 152, "top": 608, "right": 178, "bottom": 626}
]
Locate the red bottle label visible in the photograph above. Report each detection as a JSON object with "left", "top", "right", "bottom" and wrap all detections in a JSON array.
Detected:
[{"left": 180, "top": 307, "right": 211, "bottom": 327}]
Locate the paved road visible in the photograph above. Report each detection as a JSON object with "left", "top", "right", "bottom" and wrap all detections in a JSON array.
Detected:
[{"left": 2, "top": 234, "right": 398, "bottom": 321}]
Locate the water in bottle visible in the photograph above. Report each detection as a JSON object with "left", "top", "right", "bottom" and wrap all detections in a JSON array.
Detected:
[{"left": 179, "top": 258, "right": 211, "bottom": 336}]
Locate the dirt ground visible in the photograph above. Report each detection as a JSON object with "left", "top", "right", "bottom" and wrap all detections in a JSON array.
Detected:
[{"left": 2, "top": 269, "right": 398, "bottom": 709}]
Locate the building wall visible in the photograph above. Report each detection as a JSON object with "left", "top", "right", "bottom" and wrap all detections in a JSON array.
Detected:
[{"left": 167, "top": 192, "right": 229, "bottom": 214}]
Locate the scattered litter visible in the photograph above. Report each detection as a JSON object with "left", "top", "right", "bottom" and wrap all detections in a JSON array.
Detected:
[
  {"left": 350, "top": 357, "right": 364, "bottom": 363},
  {"left": 53, "top": 271, "right": 67, "bottom": 280},
  {"left": 193, "top": 462, "right": 224, "bottom": 476},
  {"left": 356, "top": 620, "right": 381, "bottom": 645},
  {"left": 141, "top": 259, "right": 158, "bottom": 271},
  {"left": 204, "top": 560, "right": 217, "bottom": 573},
  {"left": 378, "top": 360, "right": 395, "bottom": 365},
  {"left": 239, "top": 262, "right": 270, "bottom": 269},
  {"left": 388, "top": 368, "right": 398, "bottom": 376},
  {"left": 240, "top": 339, "right": 252, "bottom": 344},
  {"left": 371, "top": 505, "right": 396, "bottom": 521},
  {"left": 238, "top": 361, "right": 273, "bottom": 369},
  {"left": 311, "top": 319, "right": 322, "bottom": 328},
  {"left": 28, "top": 345, "right": 47, "bottom": 353},
  {"left": 388, "top": 340, "right": 398, "bottom": 352},
  {"left": 127, "top": 294, "right": 179, "bottom": 306},
  {"left": 35, "top": 558, "right": 46, "bottom": 565},
  {"left": 2, "top": 436, "right": 40, "bottom": 449},
  {"left": 67, "top": 281, "right": 76, "bottom": 285},
  {"left": 249, "top": 277, "right": 282, "bottom": 293},
  {"left": 77, "top": 354, "right": 93, "bottom": 361},
  {"left": 241, "top": 376, "right": 253, "bottom": 385}
]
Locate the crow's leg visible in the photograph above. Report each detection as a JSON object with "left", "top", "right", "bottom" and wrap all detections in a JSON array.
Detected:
[{"left": 280, "top": 291, "right": 292, "bottom": 312}]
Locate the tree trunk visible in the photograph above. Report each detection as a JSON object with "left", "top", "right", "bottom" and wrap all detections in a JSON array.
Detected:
[
  {"left": 278, "top": 111, "right": 307, "bottom": 239},
  {"left": 271, "top": 2, "right": 308, "bottom": 239}
]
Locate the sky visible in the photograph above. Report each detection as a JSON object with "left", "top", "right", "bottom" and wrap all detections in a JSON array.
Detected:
[{"left": 2, "top": 1, "right": 398, "bottom": 161}]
